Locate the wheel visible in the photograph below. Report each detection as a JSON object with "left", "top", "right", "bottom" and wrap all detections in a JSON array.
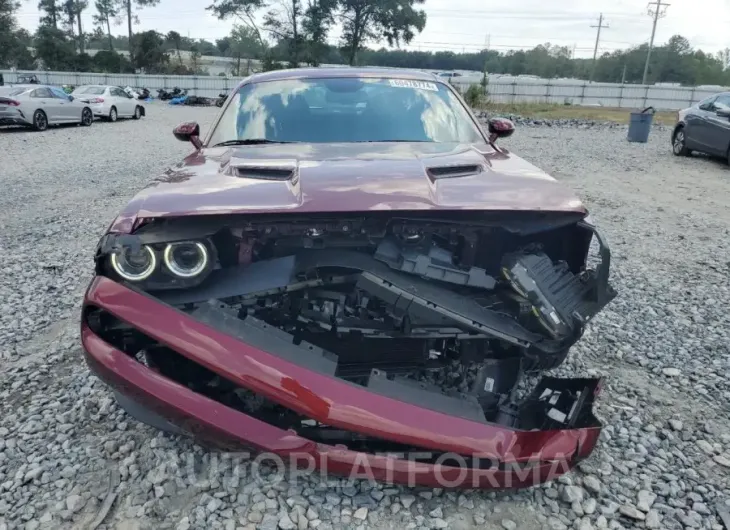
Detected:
[
  {"left": 81, "top": 108, "right": 93, "bottom": 127},
  {"left": 672, "top": 128, "right": 690, "bottom": 156},
  {"left": 108, "top": 106, "right": 117, "bottom": 122},
  {"left": 133, "top": 106, "right": 142, "bottom": 120},
  {"left": 32, "top": 109, "right": 48, "bottom": 131}
]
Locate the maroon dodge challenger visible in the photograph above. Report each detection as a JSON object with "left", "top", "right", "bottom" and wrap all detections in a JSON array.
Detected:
[{"left": 81, "top": 68, "right": 617, "bottom": 489}]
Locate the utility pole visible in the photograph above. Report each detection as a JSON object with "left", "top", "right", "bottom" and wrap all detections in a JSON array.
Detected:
[
  {"left": 642, "top": 0, "right": 669, "bottom": 85},
  {"left": 590, "top": 13, "right": 609, "bottom": 82},
  {"left": 621, "top": 64, "right": 627, "bottom": 84}
]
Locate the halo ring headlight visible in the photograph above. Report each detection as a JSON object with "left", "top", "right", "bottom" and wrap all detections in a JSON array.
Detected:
[
  {"left": 110, "top": 245, "right": 157, "bottom": 281},
  {"left": 164, "top": 241, "right": 209, "bottom": 278}
]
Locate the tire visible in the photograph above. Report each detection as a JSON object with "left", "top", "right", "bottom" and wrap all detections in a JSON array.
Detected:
[
  {"left": 32, "top": 109, "right": 48, "bottom": 131},
  {"left": 672, "top": 127, "right": 690, "bottom": 156},
  {"left": 109, "top": 106, "right": 117, "bottom": 122},
  {"left": 81, "top": 108, "right": 93, "bottom": 127},
  {"left": 133, "top": 106, "right": 142, "bottom": 120},
  {"left": 522, "top": 347, "right": 571, "bottom": 372}
]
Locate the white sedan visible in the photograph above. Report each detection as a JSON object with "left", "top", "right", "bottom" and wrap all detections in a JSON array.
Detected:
[
  {"left": 0, "top": 85, "right": 94, "bottom": 131},
  {"left": 72, "top": 85, "right": 146, "bottom": 122}
]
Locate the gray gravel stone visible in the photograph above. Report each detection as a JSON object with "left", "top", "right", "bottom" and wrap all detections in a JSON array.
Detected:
[{"left": 619, "top": 505, "right": 645, "bottom": 521}]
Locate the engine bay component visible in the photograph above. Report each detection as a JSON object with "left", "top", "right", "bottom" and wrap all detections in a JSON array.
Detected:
[
  {"left": 502, "top": 251, "right": 616, "bottom": 339},
  {"left": 374, "top": 237, "right": 496, "bottom": 289},
  {"left": 87, "top": 211, "right": 615, "bottom": 489}
]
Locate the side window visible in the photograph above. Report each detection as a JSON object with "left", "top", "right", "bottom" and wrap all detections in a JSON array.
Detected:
[
  {"left": 699, "top": 96, "right": 717, "bottom": 110},
  {"left": 50, "top": 87, "right": 70, "bottom": 99},
  {"left": 32, "top": 88, "right": 53, "bottom": 98},
  {"left": 713, "top": 94, "right": 730, "bottom": 110},
  {"left": 111, "top": 88, "right": 122, "bottom": 97}
]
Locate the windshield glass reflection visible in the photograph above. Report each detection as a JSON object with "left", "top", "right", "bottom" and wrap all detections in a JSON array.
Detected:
[{"left": 208, "top": 77, "right": 483, "bottom": 146}]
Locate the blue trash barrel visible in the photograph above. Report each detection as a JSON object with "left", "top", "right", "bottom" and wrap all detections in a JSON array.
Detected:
[{"left": 627, "top": 106, "right": 655, "bottom": 143}]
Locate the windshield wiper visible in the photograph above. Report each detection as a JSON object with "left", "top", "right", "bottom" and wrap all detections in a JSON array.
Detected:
[{"left": 212, "top": 139, "right": 297, "bottom": 147}]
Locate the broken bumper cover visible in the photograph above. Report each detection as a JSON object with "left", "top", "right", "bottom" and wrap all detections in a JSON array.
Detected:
[{"left": 81, "top": 275, "right": 603, "bottom": 489}]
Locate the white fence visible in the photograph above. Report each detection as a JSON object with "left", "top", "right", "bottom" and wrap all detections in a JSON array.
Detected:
[
  {"left": 2, "top": 69, "right": 727, "bottom": 110},
  {"left": 0, "top": 70, "right": 243, "bottom": 99},
  {"left": 451, "top": 77, "right": 727, "bottom": 111}
]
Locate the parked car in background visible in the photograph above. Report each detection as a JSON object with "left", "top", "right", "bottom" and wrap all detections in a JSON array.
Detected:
[
  {"left": 72, "top": 85, "right": 146, "bottom": 122},
  {"left": 672, "top": 92, "right": 730, "bottom": 162},
  {"left": 0, "top": 85, "right": 94, "bottom": 131}
]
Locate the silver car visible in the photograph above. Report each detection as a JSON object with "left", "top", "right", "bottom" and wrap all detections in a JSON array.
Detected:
[
  {"left": 0, "top": 85, "right": 94, "bottom": 131},
  {"left": 72, "top": 85, "right": 145, "bottom": 122}
]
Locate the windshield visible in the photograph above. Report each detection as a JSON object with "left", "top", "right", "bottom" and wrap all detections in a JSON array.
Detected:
[
  {"left": 0, "top": 88, "right": 27, "bottom": 97},
  {"left": 208, "top": 77, "right": 484, "bottom": 146}
]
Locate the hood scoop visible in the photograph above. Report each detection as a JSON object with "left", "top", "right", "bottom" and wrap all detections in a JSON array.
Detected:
[
  {"left": 227, "top": 158, "right": 299, "bottom": 183},
  {"left": 426, "top": 164, "right": 483, "bottom": 181},
  {"left": 236, "top": 167, "right": 295, "bottom": 181}
]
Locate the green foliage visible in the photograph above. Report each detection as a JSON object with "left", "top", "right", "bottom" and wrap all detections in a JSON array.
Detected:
[
  {"left": 337, "top": 0, "right": 426, "bottom": 65},
  {"left": 91, "top": 49, "right": 133, "bottom": 72},
  {"left": 302, "top": 0, "right": 336, "bottom": 66},
  {"left": 34, "top": 25, "right": 76, "bottom": 69},
  {"left": 93, "top": 0, "right": 118, "bottom": 50},
  {"left": 464, "top": 84, "right": 485, "bottom": 108},
  {"left": 132, "top": 30, "right": 168, "bottom": 73},
  {"left": 38, "top": 0, "right": 60, "bottom": 28}
]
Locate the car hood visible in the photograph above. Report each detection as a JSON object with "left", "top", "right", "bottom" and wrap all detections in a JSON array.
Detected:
[{"left": 110, "top": 142, "right": 585, "bottom": 233}]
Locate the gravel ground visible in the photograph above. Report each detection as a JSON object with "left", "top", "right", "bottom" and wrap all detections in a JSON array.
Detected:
[{"left": 1, "top": 104, "right": 729, "bottom": 530}]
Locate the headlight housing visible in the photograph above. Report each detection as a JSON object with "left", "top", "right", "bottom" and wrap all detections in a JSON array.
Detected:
[
  {"left": 102, "top": 236, "right": 216, "bottom": 290},
  {"left": 110, "top": 245, "right": 157, "bottom": 281},
  {"left": 163, "top": 241, "right": 209, "bottom": 278}
]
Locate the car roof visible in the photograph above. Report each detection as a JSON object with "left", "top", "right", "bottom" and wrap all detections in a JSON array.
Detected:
[{"left": 244, "top": 67, "right": 441, "bottom": 85}]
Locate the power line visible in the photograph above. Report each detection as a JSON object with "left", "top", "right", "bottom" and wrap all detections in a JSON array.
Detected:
[
  {"left": 642, "top": 0, "right": 669, "bottom": 84},
  {"left": 590, "top": 13, "right": 609, "bottom": 82}
]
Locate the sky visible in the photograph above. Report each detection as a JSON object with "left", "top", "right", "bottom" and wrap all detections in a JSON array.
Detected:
[{"left": 14, "top": 0, "right": 730, "bottom": 59}]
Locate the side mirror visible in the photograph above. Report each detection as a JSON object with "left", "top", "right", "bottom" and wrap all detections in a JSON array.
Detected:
[
  {"left": 716, "top": 108, "right": 730, "bottom": 118},
  {"left": 173, "top": 122, "right": 202, "bottom": 150},
  {"left": 487, "top": 117, "right": 515, "bottom": 143}
]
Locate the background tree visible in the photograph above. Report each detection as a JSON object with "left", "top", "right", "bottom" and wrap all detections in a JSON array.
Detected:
[
  {"left": 337, "top": 0, "right": 426, "bottom": 65},
  {"left": 93, "top": 0, "right": 118, "bottom": 51},
  {"left": 38, "top": 0, "right": 60, "bottom": 28},
  {"left": 121, "top": 0, "right": 160, "bottom": 69},
  {"left": 132, "top": 29, "right": 168, "bottom": 72},
  {"left": 1, "top": 0, "right": 19, "bottom": 67},
  {"left": 92, "top": 48, "right": 132, "bottom": 71},
  {"left": 34, "top": 25, "right": 77, "bottom": 69},
  {"left": 263, "top": 0, "right": 304, "bottom": 67},
  {"left": 207, "top": 0, "right": 268, "bottom": 49},
  {"left": 61, "top": 0, "right": 87, "bottom": 53},
  {"left": 166, "top": 30, "right": 183, "bottom": 67},
  {"left": 302, "top": 0, "right": 335, "bottom": 65},
  {"left": 222, "top": 25, "right": 266, "bottom": 75},
  {"left": 189, "top": 43, "right": 202, "bottom": 72}
]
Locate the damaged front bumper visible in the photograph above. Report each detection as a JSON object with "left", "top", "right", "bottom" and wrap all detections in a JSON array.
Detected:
[{"left": 82, "top": 275, "right": 604, "bottom": 489}]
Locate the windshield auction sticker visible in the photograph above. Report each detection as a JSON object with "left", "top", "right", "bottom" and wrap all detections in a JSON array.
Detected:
[{"left": 389, "top": 79, "right": 439, "bottom": 92}]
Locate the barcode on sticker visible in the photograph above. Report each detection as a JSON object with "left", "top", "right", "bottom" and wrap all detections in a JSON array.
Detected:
[{"left": 389, "top": 79, "right": 438, "bottom": 92}]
